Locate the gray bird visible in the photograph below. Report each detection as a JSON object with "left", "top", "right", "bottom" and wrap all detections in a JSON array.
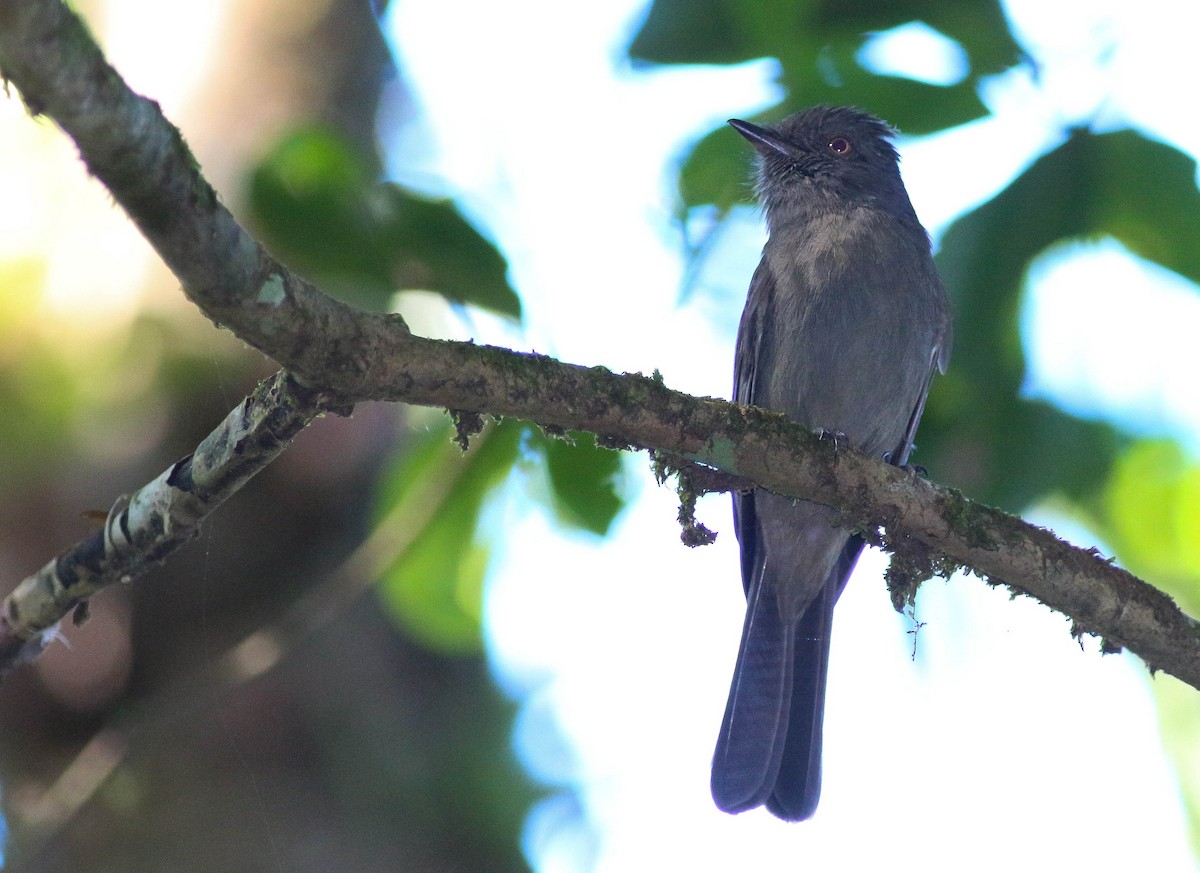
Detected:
[{"left": 712, "top": 106, "right": 952, "bottom": 821}]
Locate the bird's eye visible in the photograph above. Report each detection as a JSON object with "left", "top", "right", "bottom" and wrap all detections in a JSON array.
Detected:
[{"left": 827, "top": 136, "right": 853, "bottom": 156}]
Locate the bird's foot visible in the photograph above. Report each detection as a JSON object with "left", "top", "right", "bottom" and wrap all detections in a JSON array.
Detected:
[
  {"left": 815, "top": 427, "right": 848, "bottom": 452},
  {"left": 881, "top": 449, "right": 927, "bottom": 477}
]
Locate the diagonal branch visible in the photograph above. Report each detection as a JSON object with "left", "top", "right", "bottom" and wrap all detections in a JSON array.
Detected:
[
  {"left": 0, "top": 372, "right": 336, "bottom": 667},
  {"left": 1, "top": 0, "right": 1199, "bottom": 692}
]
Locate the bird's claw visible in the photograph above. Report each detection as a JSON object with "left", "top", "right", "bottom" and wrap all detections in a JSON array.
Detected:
[
  {"left": 881, "top": 449, "right": 926, "bottom": 477},
  {"left": 815, "top": 428, "right": 848, "bottom": 453}
]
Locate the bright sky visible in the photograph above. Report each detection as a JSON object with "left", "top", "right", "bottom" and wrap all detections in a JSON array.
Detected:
[{"left": 383, "top": 0, "right": 1200, "bottom": 871}]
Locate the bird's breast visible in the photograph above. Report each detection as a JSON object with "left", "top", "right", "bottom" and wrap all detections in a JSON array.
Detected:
[{"left": 754, "top": 208, "right": 938, "bottom": 454}]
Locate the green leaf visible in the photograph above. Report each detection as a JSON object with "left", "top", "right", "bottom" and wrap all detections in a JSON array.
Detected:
[
  {"left": 1082, "top": 132, "right": 1200, "bottom": 284},
  {"left": 375, "top": 186, "right": 520, "bottom": 318},
  {"left": 939, "top": 129, "right": 1200, "bottom": 303},
  {"left": 1099, "top": 441, "right": 1200, "bottom": 598},
  {"left": 534, "top": 430, "right": 626, "bottom": 536},
  {"left": 902, "top": 0, "right": 1024, "bottom": 77},
  {"left": 373, "top": 419, "right": 631, "bottom": 650},
  {"left": 247, "top": 127, "right": 520, "bottom": 318},
  {"left": 777, "top": 41, "right": 989, "bottom": 134},
  {"left": 630, "top": 0, "right": 1020, "bottom": 74},
  {"left": 628, "top": 0, "right": 774, "bottom": 66},
  {"left": 677, "top": 125, "right": 757, "bottom": 219},
  {"left": 922, "top": 129, "right": 1200, "bottom": 510},
  {"left": 1152, "top": 678, "right": 1200, "bottom": 866},
  {"left": 636, "top": 0, "right": 1022, "bottom": 215},
  {"left": 375, "top": 419, "right": 524, "bottom": 653},
  {"left": 808, "top": 0, "right": 1021, "bottom": 77},
  {"left": 1105, "top": 442, "right": 1200, "bottom": 855}
]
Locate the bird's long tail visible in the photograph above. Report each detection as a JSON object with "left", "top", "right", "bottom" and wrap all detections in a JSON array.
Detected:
[
  {"left": 712, "top": 537, "right": 862, "bottom": 820},
  {"left": 711, "top": 569, "right": 796, "bottom": 814}
]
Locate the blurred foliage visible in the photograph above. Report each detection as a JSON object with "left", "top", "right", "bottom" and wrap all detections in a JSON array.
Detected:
[
  {"left": 632, "top": 0, "right": 1021, "bottom": 217},
  {"left": 0, "top": 259, "right": 79, "bottom": 483},
  {"left": 1098, "top": 441, "right": 1200, "bottom": 605},
  {"left": 630, "top": 0, "right": 1019, "bottom": 75},
  {"left": 249, "top": 122, "right": 634, "bottom": 656},
  {"left": 376, "top": 419, "right": 523, "bottom": 654},
  {"left": 928, "top": 128, "right": 1200, "bottom": 508},
  {"left": 535, "top": 429, "right": 626, "bottom": 536},
  {"left": 375, "top": 419, "right": 625, "bottom": 654},
  {"left": 196, "top": 23, "right": 633, "bottom": 868},
  {"left": 1155, "top": 675, "right": 1200, "bottom": 859},
  {"left": 248, "top": 127, "right": 521, "bottom": 318},
  {"left": 247, "top": 122, "right": 630, "bottom": 657},
  {"left": 0, "top": 258, "right": 231, "bottom": 494},
  {"left": 287, "top": 616, "right": 540, "bottom": 873},
  {"left": 630, "top": 0, "right": 1200, "bottom": 856}
]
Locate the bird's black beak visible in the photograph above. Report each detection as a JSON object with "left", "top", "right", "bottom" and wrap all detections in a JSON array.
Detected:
[{"left": 728, "top": 118, "right": 792, "bottom": 158}]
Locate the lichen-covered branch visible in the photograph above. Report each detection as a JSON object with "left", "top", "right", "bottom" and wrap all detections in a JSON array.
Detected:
[
  {"left": 0, "top": 372, "right": 335, "bottom": 667},
  {"left": 1, "top": 0, "right": 1199, "bottom": 691}
]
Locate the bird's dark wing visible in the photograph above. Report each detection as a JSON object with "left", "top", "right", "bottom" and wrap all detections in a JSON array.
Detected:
[
  {"left": 732, "top": 260, "right": 773, "bottom": 408},
  {"left": 889, "top": 317, "right": 951, "bottom": 467},
  {"left": 888, "top": 343, "right": 938, "bottom": 466},
  {"left": 731, "top": 260, "right": 774, "bottom": 594},
  {"left": 714, "top": 260, "right": 794, "bottom": 812}
]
